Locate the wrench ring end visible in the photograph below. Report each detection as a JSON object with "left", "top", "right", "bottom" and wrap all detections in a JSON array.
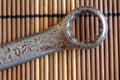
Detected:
[{"left": 65, "top": 6, "right": 108, "bottom": 49}]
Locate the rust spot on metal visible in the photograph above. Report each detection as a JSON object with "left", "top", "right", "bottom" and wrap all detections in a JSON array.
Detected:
[
  {"left": 22, "top": 44, "right": 27, "bottom": 48},
  {"left": 54, "top": 30, "right": 57, "bottom": 32},
  {"left": 0, "top": 7, "right": 108, "bottom": 71},
  {"left": 5, "top": 51, "right": 7, "bottom": 54},
  {"left": 8, "top": 48, "right": 10, "bottom": 52},
  {"left": 14, "top": 48, "right": 21, "bottom": 57},
  {"left": 34, "top": 38, "right": 38, "bottom": 42},
  {"left": 8, "top": 55, "right": 12, "bottom": 59},
  {"left": 22, "top": 47, "right": 26, "bottom": 53},
  {"left": 40, "top": 45, "right": 56, "bottom": 51},
  {"left": 27, "top": 47, "right": 32, "bottom": 52},
  {"left": 59, "top": 41, "right": 69, "bottom": 49},
  {"left": 5, "top": 47, "right": 11, "bottom": 54},
  {"left": 40, "top": 46, "right": 51, "bottom": 51},
  {"left": 1, "top": 57, "right": 6, "bottom": 62},
  {"left": 0, "top": 45, "right": 4, "bottom": 48}
]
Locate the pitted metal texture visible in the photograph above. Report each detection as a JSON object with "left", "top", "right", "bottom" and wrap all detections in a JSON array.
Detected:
[{"left": 0, "top": 6, "right": 108, "bottom": 71}]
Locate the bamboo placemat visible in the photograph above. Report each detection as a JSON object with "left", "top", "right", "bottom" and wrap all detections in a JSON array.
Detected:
[{"left": 0, "top": 0, "right": 119, "bottom": 80}]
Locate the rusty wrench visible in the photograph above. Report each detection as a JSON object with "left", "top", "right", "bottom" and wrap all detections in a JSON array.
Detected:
[{"left": 0, "top": 6, "right": 108, "bottom": 71}]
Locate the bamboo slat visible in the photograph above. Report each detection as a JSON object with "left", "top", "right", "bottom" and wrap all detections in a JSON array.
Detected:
[
  {"left": 11, "top": 0, "right": 17, "bottom": 80},
  {"left": 30, "top": 0, "right": 35, "bottom": 80},
  {"left": 94, "top": 0, "right": 100, "bottom": 80},
  {"left": 103, "top": 0, "right": 109, "bottom": 80},
  {"left": 3, "top": 0, "right": 7, "bottom": 79},
  {"left": 53, "top": 0, "right": 58, "bottom": 80},
  {"left": 16, "top": 0, "right": 21, "bottom": 79},
  {"left": 108, "top": 0, "right": 114, "bottom": 80},
  {"left": 57, "top": 1, "right": 62, "bottom": 80},
  {"left": 0, "top": 0, "right": 2, "bottom": 79},
  {"left": 85, "top": 0, "right": 91, "bottom": 80},
  {"left": 75, "top": 0, "right": 81, "bottom": 80},
  {"left": 48, "top": 0, "right": 53, "bottom": 80},
  {"left": 62, "top": 0, "right": 68, "bottom": 80},
  {"left": 25, "top": 0, "right": 30, "bottom": 80},
  {"left": 20, "top": 1, "right": 25, "bottom": 80},
  {"left": 99, "top": 0, "right": 104, "bottom": 80},
  {"left": 80, "top": 0, "right": 86, "bottom": 80},
  {"left": 90, "top": 0, "right": 95, "bottom": 80},
  {"left": 118, "top": 0, "right": 120, "bottom": 79},
  {"left": 0, "top": 0, "right": 119, "bottom": 80},
  {"left": 112, "top": 0, "right": 119, "bottom": 79},
  {"left": 39, "top": 1, "right": 44, "bottom": 80},
  {"left": 66, "top": 0, "right": 71, "bottom": 80},
  {"left": 43, "top": 0, "right": 49, "bottom": 80},
  {"left": 34, "top": 0, "right": 40, "bottom": 80},
  {"left": 70, "top": 0, "right": 77, "bottom": 80}
]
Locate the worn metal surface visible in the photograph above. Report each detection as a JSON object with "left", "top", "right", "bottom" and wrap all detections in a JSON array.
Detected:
[{"left": 0, "top": 6, "right": 108, "bottom": 71}]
